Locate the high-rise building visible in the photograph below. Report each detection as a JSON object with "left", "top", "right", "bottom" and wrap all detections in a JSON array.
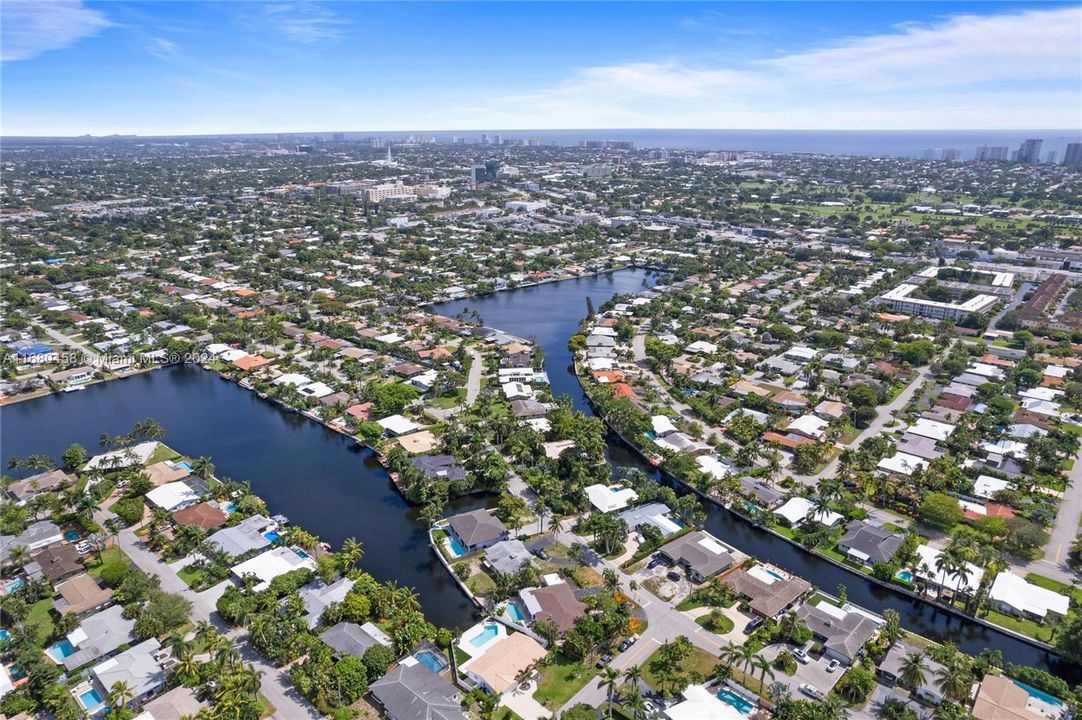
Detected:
[
  {"left": 470, "top": 165, "right": 486, "bottom": 183},
  {"left": 921, "top": 148, "right": 936, "bottom": 161},
  {"left": 1046, "top": 151, "right": 1060, "bottom": 165},
  {"left": 975, "top": 146, "right": 1009, "bottom": 161},
  {"left": 1064, "top": 143, "right": 1082, "bottom": 168},
  {"left": 493, "top": 134, "right": 503, "bottom": 146},
  {"left": 480, "top": 133, "right": 489, "bottom": 145},
  {"left": 941, "top": 148, "right": 961, "bottom": 162},
  {"left": 1017, "top": 138, "right": 1043, "bottom": 164}
]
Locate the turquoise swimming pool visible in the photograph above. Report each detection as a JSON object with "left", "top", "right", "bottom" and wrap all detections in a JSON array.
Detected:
[
  {"left": 46, "top": 639, "right": 76, "bottom": 662},
  {"left": 717, "top": 688, "right": 756, "bottom": 714},
  {"left": 1014, "top": 680, "right": 1063, "bottom": 706},
  {"left": 5, "top": 578, "right": 25, "bottom": 594},
  {"left": 445, "top": 535, "right": 468, "bottom": 558},
  {"left": 469, "top": 623, "right": 499, "bottom": 648},
  {"left": 896, "top": 570, "right": 914, "bottom": 583},
  {"left": 504, "top": 603, "right": 526, "bottom": 623},
  {"left": 415, "top": 650, "right": 448, "bottom": 673},
  {"left": 79, "top": 688, "right": 105, "bottom": 712},
  {"left": 263, "top": 531, "right": 280, "bottom": 542}
]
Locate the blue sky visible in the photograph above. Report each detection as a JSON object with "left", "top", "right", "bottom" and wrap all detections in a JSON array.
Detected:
[{"left": 2, "top": 1, "right": 1079, "bottom": 136}]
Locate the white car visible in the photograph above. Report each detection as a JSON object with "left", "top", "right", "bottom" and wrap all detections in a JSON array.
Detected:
[
  {"left": 826, "top": 659, "right": 841, "bottom": 673},
  {"left": 792, "top": 648, "right": 809, "bottom": 664},
  {"left": 799, "top": 683, "right": 825, "bottom": 701}
]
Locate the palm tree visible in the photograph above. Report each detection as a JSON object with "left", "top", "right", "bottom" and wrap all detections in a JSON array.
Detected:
[
  {"left": 718, "top": 641, "right": 740, "bottom": 669},
  {"left": 176, "top": 649, "right": 200, "bottom": 685},
  {"left": 737, "top": 642, "right": 757, "bottom": 675},
  {"left": 752, "top": 655, "right": 775, "bottom": 689},
  {"left": 623, "top": 664, "right": 643, "bottom": 689},
  {"left": 7, "top": 544, "right": 30, "bottom": 570},
  {"left": 341, "top": 537, "right": 363, "bottom": 568},
  {"left": 194, "top": 620, "right": 217, "bottom": 648},
  {"left": 899, "top": 651, "right": 929, "bottom": 690},
  {"left": 935, "top": 661, "right": 974, "bottom": 705},
  {"left": 601, "top": 666, "right": 621, "bottom": 717},
  {"left": 108, "top": 680, "right": 135, "bottom": 709},
  {"left": 191, "top": 456, "right": 215, "bottom": 481},
  {"left": 624, "top": 686, "right": 647, "bottom": 720},
  {"left": 234, "top": 665, "right": 263, "bottom": 696}
]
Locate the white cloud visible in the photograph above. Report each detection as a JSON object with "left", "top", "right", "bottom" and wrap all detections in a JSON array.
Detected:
[
  {"left": 250, "top": 2, "right": 349, "bottom": 44},
  {"left": 473, "top": 6, "right": 1082, "bottom": 129},
  {"left": 147, "top": 38, "right": 181, "bottom": 60},
  {"left": 1, "top": 0, "right": 112, "bottom": 62}
]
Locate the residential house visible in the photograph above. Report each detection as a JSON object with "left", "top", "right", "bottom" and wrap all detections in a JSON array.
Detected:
[
  {"left": 445, "top": 509, "right": 508, "bottom": 553},
  {"left": 369, "top": 662, "right": 467, "bottom": 720},
  {"left": 483, "top": 540, "right": 533, "bottom": 576},
  {"left": 320, "top": 622, "right": 393, "bottom": 659},
  {"left": 230, "top": 546, "right": 317, "bottom": 591},
  {"left": 836, "top": 522, "right": 903, "bottom": 568},
  {"left": 519, "top": 582, "right": 586, "bottom": 633},
  {"left": 59, "top": 604, "right": 137, "bottom": 671},
  {"left": 657, "top": 531, "right": 735, "bottom": 583},
  {"left": 796, "top": 603, "right": 877, "bottom": 665},
  {"left": 53, "top": 574, "right": 113, "bottom": 617},
  {"left": 723, "top": 565, "right": 811, "bottom": 618},
  {"left": 90, "top": 638, "right": 165, "bottom": 708}
]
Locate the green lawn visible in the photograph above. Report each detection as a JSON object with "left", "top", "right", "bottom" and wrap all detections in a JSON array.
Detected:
[
  {"left": 533, "top": 653, "right": 599, "bottom": 710},
  {"left": 695, "top": 613, "right": 735, "bottom": 634},
  {"left": 26, "top": 598, "right": 56, "bottom": 645},
  {"left": 85, "top": 546, "right": 128, "bottom": 577},
  {"left": 177, "top": 565, "right": 208, "bottom": 588},
  {"left": 982, "top": 610, "right": 1053, "bottom": 643},
  {"left": 642, "top": 645, "right": 719, "bottom": 692},
  {"left": 467, "top": 572, "right": 496, "bottom": 595},
  {"left": 147, "top": 443, "right": 182, "bottom": 465}
]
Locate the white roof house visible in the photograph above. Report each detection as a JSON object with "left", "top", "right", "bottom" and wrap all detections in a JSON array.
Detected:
[
  {"left": 205, "top": 343, "right": 232, "bottom": 357},
  {"left": 912, "top": 545, "right": 982, "bottom": 594},
  {"left": 231, "top": 547, "right": 317, "bottom": 591},
  {"left": 972, "top": 475, "right": 1013, "bottom": 499},
  {"left": 501, "top": 382, "right": 533, "bottom": 400},
  {"left": 787, "top": 414, "right": 829, "bottom": 440},
  {"left": 989, "top": 572, "right": 1069, "bottom": 619},
  {"left": 585, "top": 484, "right": 639, "bottom": 513},
  {"left": 273, "top": 373, "right": 312, "bottom": 387},
  {"left": 83, "top": 441, "right": 159, "bottom": 471},
  {"left": 145, "top": 482, "right": 200, "bottom": 512},
  {"left": 651, "top": 415, "right": 678, "bottom": 437},
  {"left": 877, "top": 452, "right": 929, "bottom": 477},
  {"left": 685, "top": 340, "right": 718, "bottom": 355},
  {"left": 906, "top": 418, "right": 955, "bottom": 442},
  {"left": 696, "top": 455, "right": 734, "bottom": 481},
  {"left": 775, "top": 497, "right": 843, "bottom": 527},
  {"left": 376, "top": 414, "right": 421, "bottom": 436},
  {"left": 219, "top": 349, "right": 249, "bottom": 363},
  {"left": 666, "top": 685, "right": 747, "bottom": 720},
  {"left": 298, "top": 381, "right": 334, "bottom": 398}
]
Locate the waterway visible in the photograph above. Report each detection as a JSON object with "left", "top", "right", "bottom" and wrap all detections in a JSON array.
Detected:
[
  {"left": 432, "top": 268, "right": 1081, "bottom": 681},
  {"left": 3, "top": 268, "right": 1077, "bottom": 678}
]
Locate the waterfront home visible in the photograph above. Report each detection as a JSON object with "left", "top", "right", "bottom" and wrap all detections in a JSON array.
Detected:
[
  {"left": 297, "top": 577, "right": 355, "bottom": 628},
  {"left": 46, "top": 365, "right": 95, "bottom": 387},
  {"left": 657, "top": 530, "right": 735, "bottom": 583},
  {"left": 655, "top": 432, "right": 713, "bottom": 456},
  {"left": 457, "top": 624, "right": 546, "bottom": 695},
  {"left": 724, "top": 564, "right": 812, "bottom": 619},
  {"left": 369, "top": 662, "right": 468, "bottom": 720},
  {"left": 172, "top": 502, "right": 228, "bottom": 531},
  {"left": 988, "top": 572, "right": 1069, "bottom": 621},
  {"left": 376, "top": 414, "right": 422, "bottom": 436},
  {"left": 585, "top": 483, "right": 639, "bottom": 513},
  {"left": 145, "top": 481, "right": 201, "bottom": 513},
  {"left": 619, "top": 502, "right": 683, "bottom": 538},
  {"left": 143, "top": 461, "right": 191, "bottom": 487},
  {"left": 483, "top": 540, "right": 533, "bottom": 576},
  {"left": 393, "top": 430, "right": 440, "bottom": 455},
  {"left": 510, "top": 398, "right": 554, "bottom": 419},
  {"left": 519, "top": 581, "right": 585, "bottom": 632},
  {"left": 54, "top": 574, "right": 113, "bottom": 617},
  {"left": 83, "top": 441, "right": 159, "bottom": 471},
  {"left": 32, "top": 542, "right": 84, "bottom": 582},
  {"left": 445, "top": 509, "right": 508, "bottom": 553},
  {"left": 911, "top": 545, "right": 982, "bottom": 598},
  {"left": 0, "top": 520, "right": 64, "bottom": 565},
  {"left": 796, "top": 602, "right": 877, "bottom": 666},
  {"left": 738, "top": 477, "right": 785, "bottom": 510},
  {"left": 7, "top": 469, "right": 72, "bottom": 504},
  {"left": 90, "top": 638, "right": 165, "bottom": 709},
  {"left": 205, "top": 515, "right": 274, "bottom": 558},
  {"left": 319, "top": 622, "right": 393, "bottom": 659},
  {"left": 836, "top": 521, "right": 904, "bottom": 568},
  {"left": 877, "top": 642, "right": 945, "bottom": 705},
  {"left": 231, "top": 546, "right": 317, "bottom": 591},
  {"left": 57, "top": 604, "right": 136, "bottom": 671},
  {"left": 774, "top": 497, "right": 844, "bottom": 527},
  {"left": 972, "top": 674, "right": 1066, "bottom": 720},
  {"left": 411, "top": 455, "right": 467, "bottom": 483}
]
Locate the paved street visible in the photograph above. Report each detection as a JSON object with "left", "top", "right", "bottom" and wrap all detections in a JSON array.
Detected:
[{"left": 35, "top": 323, "right": 104, "bottom": 367}]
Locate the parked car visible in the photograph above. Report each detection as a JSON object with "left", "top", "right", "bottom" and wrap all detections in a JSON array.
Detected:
[
  {"left": 618, "top": 636, "right": 638, "bottom": 652},
  {"left": 531, "top": 548, "right": 549, "bottom": 560},
  {"left": 666, "top": 571, "right": 682, "bottom": 582},
  {"left": 646, "top": 555, "right": 664, "bottom": 570},
  {"left": 826, "top": 659, "right": 840, "bottom": 673},
  {"left": 799, "top": 684, "right": 825, "bottom": 701},
  {"left": 595, "top": 653, "right": 613, "bottom": 668},
  {"left": 793, "top": 648, "right": 809, "bottom": 664},
  {"left": 743, "top": 617, "right": 764, "bottom": 635}
]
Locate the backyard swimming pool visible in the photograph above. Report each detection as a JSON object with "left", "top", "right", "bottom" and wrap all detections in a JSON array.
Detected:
[
  {"left": 46, "top": 639, "right": 76, "bottom": 662},
  {"left": 78, "top": 688, "right": 105, "bottom": 712},
  {"left": 717, "top": 688, "right": 756, "bottom": 714},
  {"left": 64, "top": 529, "right": 80, "bottom": 542},
  {"left": 1014, "top": 680, "right": 1064, "bottom": 706},
  {"left": 896, "top": 570, "right": 914, "bottom": 583},
  {"left": 504, "top": 603, "right": 526, "bottom": 623},
  {"left": 444, "top": 535, "right": 468, "bottom": 558},
  {"left": 415, "top": 650, "right": 448, "bottom": 674},
  {"left": 468, "top": 623, "right": 499, "bottom": 648},
  {"left": 263, "top": 531, "right": 280, "bottom": 542},
  {"left": 4, "top": 578, "right": 25, "bottom": 594}
]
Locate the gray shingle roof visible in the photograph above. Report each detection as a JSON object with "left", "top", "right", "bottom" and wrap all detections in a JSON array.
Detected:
[{"left": 370, "top": 662, "right": 466, "bottom": 720}]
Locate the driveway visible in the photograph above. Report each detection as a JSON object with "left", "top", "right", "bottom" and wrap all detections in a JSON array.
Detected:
[{"left": 758, "top": 644, "right": 842, "bottom": 696}]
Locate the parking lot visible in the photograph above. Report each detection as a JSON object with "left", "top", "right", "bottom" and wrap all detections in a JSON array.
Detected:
[{"left": 759, "top": 643, "right": 843, "bottom": 698}]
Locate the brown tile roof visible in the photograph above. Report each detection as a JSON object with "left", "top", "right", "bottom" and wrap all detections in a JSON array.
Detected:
[
  {"left": 172, "top": 502, "right": 228, "bottom": 530},
  {"left": 54, "top": 573, "right": 113, "bottom": 616},
  {"left": 32, "top": 543, "right": 83, "bottom": 582},
  {"left": 525, "top": 583, "right": 585, "bottom": 632},
  {"left": 723, "top": 567, "right": 811, "bottom": 618}
]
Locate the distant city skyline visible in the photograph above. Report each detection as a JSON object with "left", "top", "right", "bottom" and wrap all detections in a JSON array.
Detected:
[{"left": 1, "top": 1, "right": 1080, "bottom": 137}]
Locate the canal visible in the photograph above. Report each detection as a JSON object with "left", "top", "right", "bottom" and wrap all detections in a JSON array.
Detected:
[
  {"left": 433, "top": 268, "right": 1080, "bottom": 680},
  {"left": 3, "top": 267, "right": 1076, "bottom": 678}
]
